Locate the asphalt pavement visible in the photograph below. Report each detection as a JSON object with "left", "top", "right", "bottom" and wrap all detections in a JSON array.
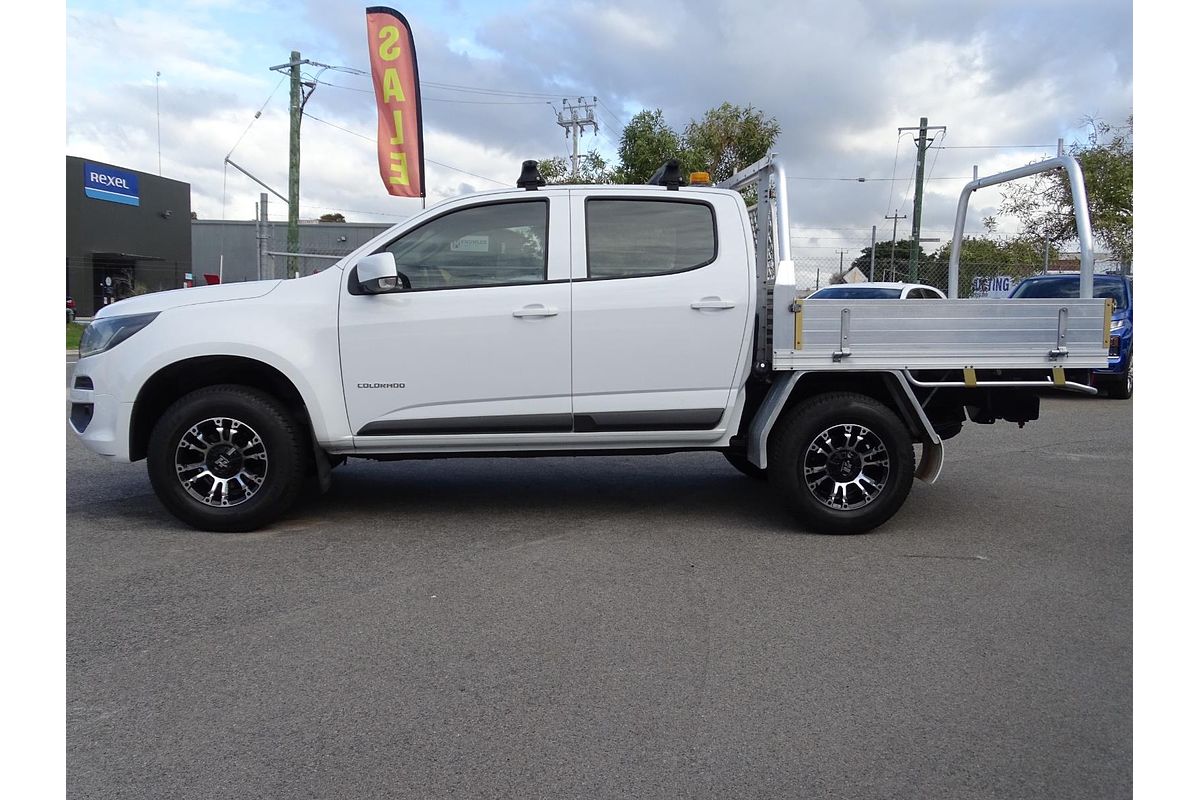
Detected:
[{"left": 66, "top": 358, "right": 1131, "bottom": 799}]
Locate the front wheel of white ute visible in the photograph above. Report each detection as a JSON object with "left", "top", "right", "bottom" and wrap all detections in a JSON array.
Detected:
[
  {"left": 146, "top": 385, "right": 306, "bottom": 532},
  {"left": 767, "top": 392, "right": 915, "bottom": 535}
]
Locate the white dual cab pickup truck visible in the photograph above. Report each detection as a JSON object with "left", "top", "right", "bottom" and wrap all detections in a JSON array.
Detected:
[{"left": 69, "top": 156, "right": 1111, "bottom": 534}]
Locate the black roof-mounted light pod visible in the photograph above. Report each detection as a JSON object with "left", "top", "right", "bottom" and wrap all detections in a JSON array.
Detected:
[
  {"left": 647, "top": 159, "right": 684, "bottom": 190},
  {"left": 517, "top": 160, "right": 546, "bottom": 191}
]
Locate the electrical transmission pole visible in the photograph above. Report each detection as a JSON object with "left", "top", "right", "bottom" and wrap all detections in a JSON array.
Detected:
[
  {"left": 899, "top": 117, "right": 946, "bottom": 282},
  {"left": 270, "top": 52, "right": 322, "bottom": 278},
  {"left": 885, "top": 210, "right": 906, "bottom": 282},
  {"left": 556, "top": 97, "right": 598, "bottom": 180}
]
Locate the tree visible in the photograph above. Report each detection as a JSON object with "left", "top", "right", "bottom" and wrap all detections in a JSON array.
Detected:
[
  {"left": 681, "top": 102, "right": 781, "bottom": 184},
  {"left": 850, "top": 239, "right": 927, "bottom": 281},
  {"left": 998, "top": 116, "right": 1132, "bottom": 266},
  {"left": 929, "top": 236, "right": 1051, "bottom": 297},
  {"left": 537, "top": 151, "right": 615, "bottom": 185},
  {"left": 537, "top": 103, "right": 781, "bottom": 189},
  {"left": 319, "top": 212, "right": 346, "bottom": 223},
  {"left": 615, "top": 109, "right": 685, "bottom": 184}
]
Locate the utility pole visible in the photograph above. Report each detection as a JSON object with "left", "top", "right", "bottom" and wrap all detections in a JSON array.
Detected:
[
  {"left": 270, "top": 52, "right": 321, "bottom": 279},
  {"left": 869, "top": 225, "right": 877, "bottom": 281},
  {"left": 155, "top": 71, "right": 162, "bottom": 176},
  {"left": 555, "top": 97, "right": 598, "bottom": 180},
  {"left": 885, "top": 210, "right": 906, "bottom": 282},
  {"left": 257, "top": 193, "right": 269, "bottom": 281},
  {"left": 285, "top": 51, "right": 302, "bottom": 279},
  {"left": 838, "top": 249, "right": 846, "bottom": 279},
  {"left": 899, "top": 117, "right": 946, "bottom": 282}
]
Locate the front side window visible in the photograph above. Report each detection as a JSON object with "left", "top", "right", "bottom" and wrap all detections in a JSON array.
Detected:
[
  {"left": 586, "top": 199, "right": 716, "bottom": 279},
  {"left": 381, "top": 200, "right": 548, "bottom": 290}
]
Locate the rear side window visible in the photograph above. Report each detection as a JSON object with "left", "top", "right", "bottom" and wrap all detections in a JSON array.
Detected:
[{"left": 585, "top": 199, "right": 716, "bottom": 279}]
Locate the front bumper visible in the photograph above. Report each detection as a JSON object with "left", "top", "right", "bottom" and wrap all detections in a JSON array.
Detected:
[{"left": 69, "top": 356, "right": 134, "bottom": 461}]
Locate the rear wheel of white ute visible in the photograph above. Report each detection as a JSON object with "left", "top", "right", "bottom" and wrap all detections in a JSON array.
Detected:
[
  {"left": 146, "top": 385, "right": 307, "bottom": 532},
  {"left": 768, "top": 392, "right": 915, "bottom": 535}
]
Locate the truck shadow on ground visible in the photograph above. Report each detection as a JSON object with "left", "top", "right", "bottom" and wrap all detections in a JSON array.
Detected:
[{"left": 286, "top": 453, "right": 799, "bottom": 533}]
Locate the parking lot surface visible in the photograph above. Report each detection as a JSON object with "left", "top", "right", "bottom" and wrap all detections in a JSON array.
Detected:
[{"left": 66, "top": 360, "right": 1131, "bottom": 799}]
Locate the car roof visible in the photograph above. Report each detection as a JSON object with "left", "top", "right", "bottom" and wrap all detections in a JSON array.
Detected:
[
  {"left": 819, "top": 282, "right": 935, "bottom": 289},
  {"left": 1018, "top": 273, "right": 1126, "bottom": 282}
]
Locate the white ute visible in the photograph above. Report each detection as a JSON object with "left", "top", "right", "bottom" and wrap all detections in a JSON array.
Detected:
[{"left": 69, "top": 156, "right": 1111, "bottom": 533}]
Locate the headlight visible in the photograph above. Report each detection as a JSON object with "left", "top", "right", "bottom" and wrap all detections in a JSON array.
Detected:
[
  {"left": 79, "top": 312, "right": 160, "bottom": 358},
  {"left": 1110, "top": 319, "right": 1126, "bottom": 332}
]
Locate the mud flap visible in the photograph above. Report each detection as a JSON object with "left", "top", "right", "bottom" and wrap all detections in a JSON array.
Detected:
[
  {"left": 312, "top": 436, "right": 333, "bottom": 495},
  {"left": 915, "top": 439, "right": 944, "bottom": 484}
]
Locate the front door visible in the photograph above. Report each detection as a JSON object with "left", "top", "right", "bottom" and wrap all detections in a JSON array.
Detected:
[{"left": 339, "top": 195, "right": 573, "bottom": 439}]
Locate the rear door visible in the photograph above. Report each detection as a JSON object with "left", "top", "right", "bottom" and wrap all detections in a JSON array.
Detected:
[
  {"left": 339, "top": 194, "right": 573, "bottom": 440},
  {"left": 568, "top": 191, "right": 752, "bottom": 434}
]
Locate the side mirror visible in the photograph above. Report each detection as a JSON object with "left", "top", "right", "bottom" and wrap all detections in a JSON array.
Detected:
[{"left": 357, "top": 253, "right": 400, "bottom": 294}]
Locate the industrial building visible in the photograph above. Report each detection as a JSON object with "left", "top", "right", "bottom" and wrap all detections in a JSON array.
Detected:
[
  {"left": 66, "top": 156, "right": 192, "bottom": 317},
  {"left": 67, "top": 153, "right": 407, "bottom": 314}
]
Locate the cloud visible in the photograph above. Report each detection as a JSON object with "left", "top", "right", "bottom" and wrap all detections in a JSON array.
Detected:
[{"left": 67, "top": 0, "right": 1132, "bottom": 260}]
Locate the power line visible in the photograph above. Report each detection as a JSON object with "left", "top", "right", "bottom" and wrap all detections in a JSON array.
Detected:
[
  {"left": 301, "top": 112, "right": 509, "bottom": 186},
  {"left": 327, "top": 72, "right": 567, "bottom": 99},
  {"left": 420, "top": 79, "right": 563, "bottom": 98},
  {"left": 787, "top": 175, "right": 972, "bottom": 182},
  {"left": 596, "top": 100, "right": 626, "bottom": 134},
  {"left": 883, "top": 132, "right": 902, "bottom": 219},
  {"left": 924, "top": 129, "right": 948, "bottom": 186},
  {"left": 226, "top": 75, "right": 288, "bottom": 159},
  {"left": 312, "top": 79, "right": 548, "bottom": 104},
  {"left": 423, "top": 96, "right": 549, "bottom": 105},
  {"left": 297, "top": 204, "right": 408, "bottom": 219},
  {"left": 931, "top": 144, "right": 1056, "bottom": 149}
]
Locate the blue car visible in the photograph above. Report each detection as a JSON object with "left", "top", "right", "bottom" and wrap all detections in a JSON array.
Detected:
[{"left": 1009, "top": 272, "right": 1133, "bottom": 398}]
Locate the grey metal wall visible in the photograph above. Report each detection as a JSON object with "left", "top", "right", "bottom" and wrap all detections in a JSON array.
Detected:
[{"left": 192, "top": 220, "right": 399, "bottom": 283}]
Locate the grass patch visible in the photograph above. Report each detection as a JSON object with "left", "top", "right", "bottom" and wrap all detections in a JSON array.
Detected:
[{"left": 67, "top": 322, "right": 85, "bottom": 350}]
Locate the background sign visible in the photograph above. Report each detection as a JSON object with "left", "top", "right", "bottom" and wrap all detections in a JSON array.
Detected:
[
  {"left": 84, "top": 162, "right": 140, "bottom": 206},
  {"left": 971, "top": 275, "right": 1013, "bottom": 298}
]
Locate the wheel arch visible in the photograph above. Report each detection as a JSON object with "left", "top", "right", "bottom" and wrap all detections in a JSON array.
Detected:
[
  {"left": 747, "top": 370, "right": 942, "bottom": 480},
  {"left": 130, "top": 355, "right": 313, "bottom": 462}
]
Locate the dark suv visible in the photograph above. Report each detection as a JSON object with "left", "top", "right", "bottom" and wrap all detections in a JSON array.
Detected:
[{"left": 1009, "top": 273, "right": 1133, "bottom": 399}]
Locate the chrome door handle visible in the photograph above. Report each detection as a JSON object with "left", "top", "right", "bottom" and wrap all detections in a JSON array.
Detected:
[
  {"left": 691, "top": 298, "right": 736, "bottom": 310},
  {"left": 512, "top": 305, "right": 559, "bottom": 318}
]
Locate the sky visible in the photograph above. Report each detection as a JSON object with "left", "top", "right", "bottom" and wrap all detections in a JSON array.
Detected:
[{"left": 64, "top": 0, "right": 1132, "bottom": 263}]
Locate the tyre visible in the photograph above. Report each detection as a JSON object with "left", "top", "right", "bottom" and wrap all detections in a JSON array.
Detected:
[
  {"left": 147, "top": 385, "right": 307, "bottom": 532},
  {"left": 767, "top": 392, "right": 915, "bottom": 535},
  {"left": 723, "top": 451, "right": 768, "bottom": 480}
]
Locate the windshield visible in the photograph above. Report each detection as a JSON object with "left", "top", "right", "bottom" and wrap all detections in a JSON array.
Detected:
[
  {"left": 810, "top": 287, "right": 902, "bottom": 299},
  {"left": 1010, "top": 277, "right": 1128, "bottom": 309}
]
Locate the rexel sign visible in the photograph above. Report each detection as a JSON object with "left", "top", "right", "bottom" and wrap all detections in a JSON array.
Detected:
[{"left": 84, "top": 162, "right": 140, "bottom": 206}]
